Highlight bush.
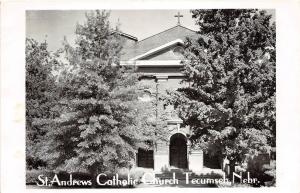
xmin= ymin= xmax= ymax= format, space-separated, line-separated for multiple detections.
xmin=116 ymin=167 xmax=146 ymax=184
xmin=263 ymin=160 xmax=276 ymax=186
xmin=247 ymin=156 xmax=275 ymax=186
xmin=129 ymin=167 xmax=146 ymax=182
xmin=26 ymin=169 xmax=54 ymax=185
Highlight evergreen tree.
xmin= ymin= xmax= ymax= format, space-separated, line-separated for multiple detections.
xmin=26 ymin=38 xmax=59 ymax=169
xmin=36 ymin=10 xmax=153 ymax=176
xmin=168 ymin=9 xmax=276 ymax=174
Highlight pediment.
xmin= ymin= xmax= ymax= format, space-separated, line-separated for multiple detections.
xmin=129 ymin=39 xmax=184 ymax=61
xmin=120 ymin=25 xmax=198 ymax=61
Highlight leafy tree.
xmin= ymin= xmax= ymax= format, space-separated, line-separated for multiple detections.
xmin=26 ymin=38 xmax=59 ymax=169
xmin=36 ymin=11 xmax=153 ymax=177
xmin=168 ymin=9 xmax=276 ymax=175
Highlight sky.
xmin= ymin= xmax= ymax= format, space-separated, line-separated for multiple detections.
xmin=26 ymin=10 xmax=198 ymax=52
xmin=26 ymin=10 xmax=275 ymax=52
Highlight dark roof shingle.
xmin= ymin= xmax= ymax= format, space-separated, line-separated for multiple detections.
xmin=121 ymin=25 xmax=198 ymax=60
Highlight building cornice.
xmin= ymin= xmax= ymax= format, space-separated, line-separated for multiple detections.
xmin=120 ymin=59 xmax=184 ymax=67
xmin=128 ymin=39 xmax=184 ymax=61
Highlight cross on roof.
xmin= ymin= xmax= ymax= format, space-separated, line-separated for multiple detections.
xmin=174 ymin=12 xmax=183 ymax=25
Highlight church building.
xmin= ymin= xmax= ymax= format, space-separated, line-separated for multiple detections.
xmin=119 ymin=14 xmax=222 ymax=173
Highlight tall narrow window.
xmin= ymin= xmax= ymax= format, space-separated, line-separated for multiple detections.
xmin=137 ymin=148 xmax=154 ymax=168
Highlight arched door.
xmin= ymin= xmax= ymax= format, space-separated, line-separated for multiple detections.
xmin=169 ymin=133 xmax=188 ymax=169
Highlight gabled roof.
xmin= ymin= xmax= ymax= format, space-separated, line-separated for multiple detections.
xmin=129 ymin=39 xmax=184 ymax=61
xmin=113 ymin=30 xmax=138 ymax=41
xmin=120 ymin=25 xmax=198 ymax=61
xmin=118 ymin=31 xmax=138 ymax=42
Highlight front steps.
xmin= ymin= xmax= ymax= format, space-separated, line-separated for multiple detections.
xmin=136 ymin=167 xmax=224 ymax=187
xmin=155 ymin=167 xmax=224 ymax=178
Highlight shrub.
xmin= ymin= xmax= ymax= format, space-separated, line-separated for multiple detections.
xmin=129 ymin=167 xmax=146 ymax=182
xmin=26 ymin=169 xmax=54 ymax=185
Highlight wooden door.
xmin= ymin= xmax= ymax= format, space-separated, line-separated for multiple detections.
xmin=169 ymin=133 xmax=187 ymax=169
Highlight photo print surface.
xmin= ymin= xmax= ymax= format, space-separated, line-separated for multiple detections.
xmin=26 ymin=9 xmax=276 ymax=188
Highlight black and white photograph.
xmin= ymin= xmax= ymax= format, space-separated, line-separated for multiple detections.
xmin=24 ymin=9 xmax=277 ymax=188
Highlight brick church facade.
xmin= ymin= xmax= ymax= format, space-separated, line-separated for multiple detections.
xmin=119 ymin=24 xmax=221 ymax=173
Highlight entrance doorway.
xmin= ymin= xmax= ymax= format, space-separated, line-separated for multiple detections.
xmin=169 ymin=133 xmax=188 ymax=169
